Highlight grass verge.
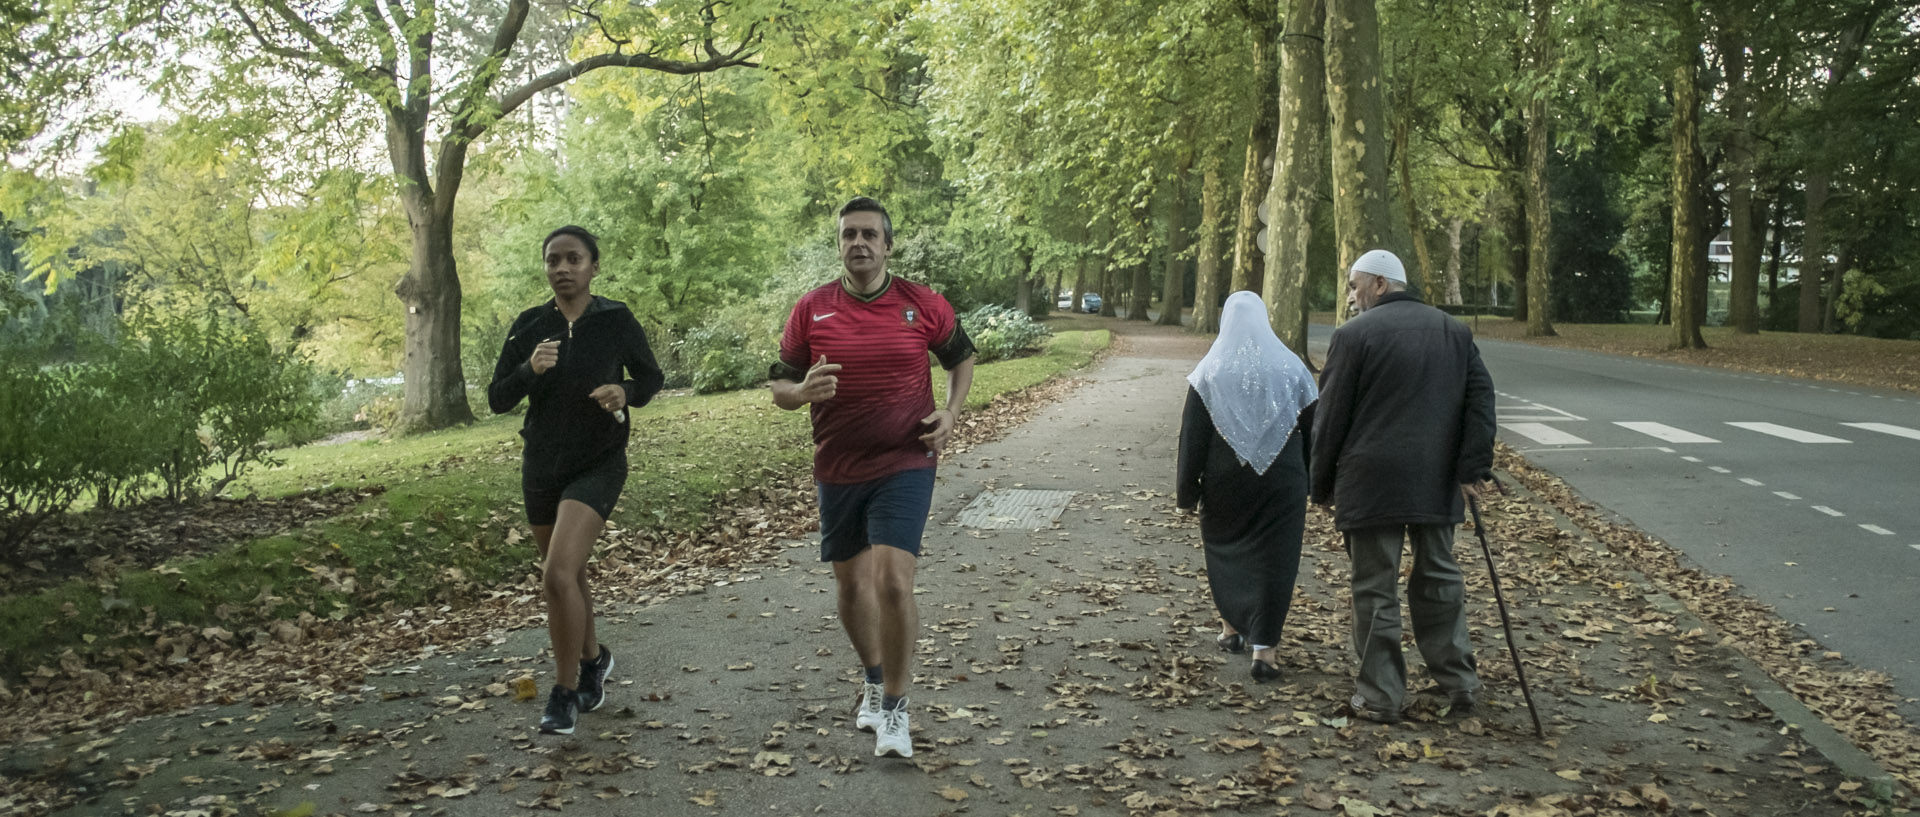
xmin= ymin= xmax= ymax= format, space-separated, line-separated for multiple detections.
xmin=0 ymin=331 xmax=1108 ymax=682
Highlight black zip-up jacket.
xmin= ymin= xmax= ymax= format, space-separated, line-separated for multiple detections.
xmin=1309 ymin=291 xmax=1496 ymax=530
xmin=488 ymin=296 xmax=664 ymax=481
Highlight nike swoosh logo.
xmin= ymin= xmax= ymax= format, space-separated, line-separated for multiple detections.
xmin=812 ymin=312 xmax=837 ymax=321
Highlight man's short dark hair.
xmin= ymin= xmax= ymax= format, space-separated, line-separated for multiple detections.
xmin=543 ymin=225 xmax=600 ymax=264
xmin=838 ymin=197 xmax=893 ymax=248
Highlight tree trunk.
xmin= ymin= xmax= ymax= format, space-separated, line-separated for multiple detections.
xmin=1445 ymin=216 xmax=1466 ymax=305
xmin=1824 ymin=246 xmax=1847 ymax=333
xmin=1099 ymin=263 xmax=1117 ymax=317
xmin=1393 ymin=116 xmax=1436 ymax=298
xmin=393 ymin=210 xmax=475 ymax=432
xmin=1231 ymin=36 xmax=1278 ymax=297
xmin=1193 ymin=166 xmax=1226 ymax=332
xmin=388 ymin=103 xmax=478 ymax=439
xmin=1765 ymin=195 xmax=1783 ymax=299
xmin=1324 ymin=0 xmax=1394 ymax=325
xmin=1523 ymin=0 xmax=1556 ymax=337
xmin=1130 ymin=258 xmax=1153 ymax=321
xmin=1505 ymin=180 xmax=1529 ymax=322
xmin=1721 ymin=20 xmax=1760 ymax=333
xmin=1159 ymin=155 xmax=1191 ymax=327
xmin=1015 ymin=255 xmax=1033 ymax=314
xmin=1798 ymin=173 xmax=1829 ymax=333
xmin=1266 ymin=0 xmax=1328 ymax=357
xmin=1692 ymin=152 xmax=1712 ymax=332
xmin=1071 ymin=254 xmax=1088 ymax=316
xmin=1668 ymin=9 xmax=1707 ymax=350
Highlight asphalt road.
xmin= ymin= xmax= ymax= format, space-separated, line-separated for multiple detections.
xmin=1310 ymin=322 xmax=1920 ymax=716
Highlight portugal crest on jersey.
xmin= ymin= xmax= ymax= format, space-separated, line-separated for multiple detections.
xmin=902 ymin=308 xmax=917 ymax=325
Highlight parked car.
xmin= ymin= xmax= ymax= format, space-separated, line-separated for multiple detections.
xmin=1057 ymin=291 xmax=1073 ymax=310
xmin=1081 ymin=292 xmax=1102 ymax=313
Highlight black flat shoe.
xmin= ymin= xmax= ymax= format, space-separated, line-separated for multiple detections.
xmin=1250 ymin=659 xmax=1282 ymax=683
xmin=1216 ymin=633 xmax=1246 ymax=653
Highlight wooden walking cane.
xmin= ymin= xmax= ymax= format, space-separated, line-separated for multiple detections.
xmin=1467 ymin=492 xmax=1546 ymax=739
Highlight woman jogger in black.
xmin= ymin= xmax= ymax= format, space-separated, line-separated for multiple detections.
xmin=487 ymin=225 xmax=663 ymax=735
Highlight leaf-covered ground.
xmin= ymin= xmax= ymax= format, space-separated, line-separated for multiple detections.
xmin=0 ymin=489 xmax=380 ymax=597
xmin=1 ymin=322 xmax=1907 ymax=817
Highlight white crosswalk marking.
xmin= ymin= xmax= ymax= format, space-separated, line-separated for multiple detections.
xmin=1774 ymin=491 xmax=1801 ymax=500
xmin=1813 ymin=505 xmax=1845 ymax=517
xmin=1840 ymin=422 xmax=1920 ymax=442
xmin=1615 ymin=422 xmax=1719 ymax=443
xmin=1726 ymin=422 xmax=1851 ymax=444
xmin=1739 ymin=478 xmax=1764 ymax=486
xmin=1500 ymin=423 xmax=1590 ymax=446
xmin=1708 ymin=466 xmax=1731 ymax=474
xmin=1860 ymin=525 xmax=1894 ymax=536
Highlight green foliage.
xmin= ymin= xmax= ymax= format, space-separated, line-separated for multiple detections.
xmin=961 ymin=304 xmax=1052 ymax=363
xmin=0 ymin=305 xmax=319 ymax=559
xmin=1549 ymin=135 xmax=1635 ymax=322
xmin=0 ymin=351 xmax=93 ymax=552
xmin=106 ymin=307 xmax=318 ymax=500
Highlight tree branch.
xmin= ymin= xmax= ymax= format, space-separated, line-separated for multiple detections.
xmin=485 ymin=36 xmax=761 ymax=136
xmin=233 ymin=2 xmax=393 ymax=100
xmin=354 ymin=0 xmax=399 ymax=73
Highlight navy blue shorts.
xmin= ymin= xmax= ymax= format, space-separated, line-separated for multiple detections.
xmin=816 ymin=467 xmax=937 ymax=562
xmin=524 ymin=451 xmax=627 ymax=527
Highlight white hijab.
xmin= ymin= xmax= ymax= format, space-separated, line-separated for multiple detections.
xmin=1186 ymin=291 xmax=1318 ymax=475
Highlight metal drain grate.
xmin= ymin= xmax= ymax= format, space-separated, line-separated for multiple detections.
xmin=955 ymin=489 xmax=1078 ymax=529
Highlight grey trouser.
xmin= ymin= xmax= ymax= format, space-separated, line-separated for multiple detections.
xmin=1347 ymin=523 xmax=1479 ymax=712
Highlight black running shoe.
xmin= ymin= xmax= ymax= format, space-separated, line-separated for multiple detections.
xmin=539 ymin=686 xmax=579 ymax=735
xmin=578 ymin=645 xmax=614 ymax=713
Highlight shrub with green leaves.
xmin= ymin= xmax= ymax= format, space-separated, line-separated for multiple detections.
xmin=111 ymin=308 xmax=320 ymax=498
xmin=961 ymin=304 xmax=1052 ymax=363
xmin=0 ymin=354 xmax=91 ymax=552
xmin=678 ymin=320 xmax=768 ymax=394
xmin=1 ymin=306 xmax=321 ymax=555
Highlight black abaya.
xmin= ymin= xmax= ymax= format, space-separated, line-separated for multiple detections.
xmin=1175 ymin=387 xmax=1314 ymax=648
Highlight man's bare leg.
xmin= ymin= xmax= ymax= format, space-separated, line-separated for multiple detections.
xmin=868 ymin=544 xmax=919 ymax=698
xmin=832 ymin=548 xmax=883 ymax=670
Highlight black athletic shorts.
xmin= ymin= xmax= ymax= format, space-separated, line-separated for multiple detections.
xmin=524 ymin=450 xmax=627 ymax=526
xmin=816 ymin=467 xmax=936 ymax=562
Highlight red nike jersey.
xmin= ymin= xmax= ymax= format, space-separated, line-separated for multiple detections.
xmin=778 ymin=276 xmax=959 ymax=485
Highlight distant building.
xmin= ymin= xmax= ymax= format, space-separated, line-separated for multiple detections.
xmin=1707 ymin=230 xmax=1801 ymax=284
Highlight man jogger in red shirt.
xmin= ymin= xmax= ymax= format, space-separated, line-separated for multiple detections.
xmin=770 ymin=197 xmax=976 ymax=759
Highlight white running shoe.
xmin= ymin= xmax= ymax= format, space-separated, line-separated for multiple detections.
xmin=873 ymin=703 xmax=912 ymax=758
xmin=855 ymin=682 xmax=885 ymax=732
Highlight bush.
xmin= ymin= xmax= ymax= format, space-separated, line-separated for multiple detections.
xmin=679 ymin=321 xmax=768 ymax=394
xmin=673 ymin=265 xmax=823 ymax=394
xmin=0 ymin=354 xmax=92 ymax=553
xmin=0 ymin=308 xmax=320 ymax=556
xmin=962 ymin=304 xmax=1051 ymax=363
xmin=105 ymin=309 xmax=317 ymax=499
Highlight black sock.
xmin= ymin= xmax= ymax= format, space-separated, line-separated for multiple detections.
xmin=881 ymin=693 xmax=905 ymax=711
xmin=864 ymin=665 xmax=883 ymax=685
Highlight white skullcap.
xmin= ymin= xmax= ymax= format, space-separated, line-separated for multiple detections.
xmin=1350 ymin=249 xmax=1407 ymax=283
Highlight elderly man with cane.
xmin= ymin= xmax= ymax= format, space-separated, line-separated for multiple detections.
xmin=1311 ymin=249 xmax=1498 ymax=724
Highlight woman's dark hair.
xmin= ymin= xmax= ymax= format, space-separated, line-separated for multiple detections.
xmin=838 ymin=196 xmax=893 ymax=248
xmin=543 ymin=225 xmax=600 ymax=264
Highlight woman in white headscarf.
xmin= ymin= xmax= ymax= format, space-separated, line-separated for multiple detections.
xmin=1176 ymin=291 xmax=1318 ymax=682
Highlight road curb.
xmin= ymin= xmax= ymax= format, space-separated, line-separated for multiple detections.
xmin=1496 ymin=469 xmax=1905 ymax=802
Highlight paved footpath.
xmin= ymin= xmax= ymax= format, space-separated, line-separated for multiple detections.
xmin=16 ymin=322 xmax=1896 ymax=816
